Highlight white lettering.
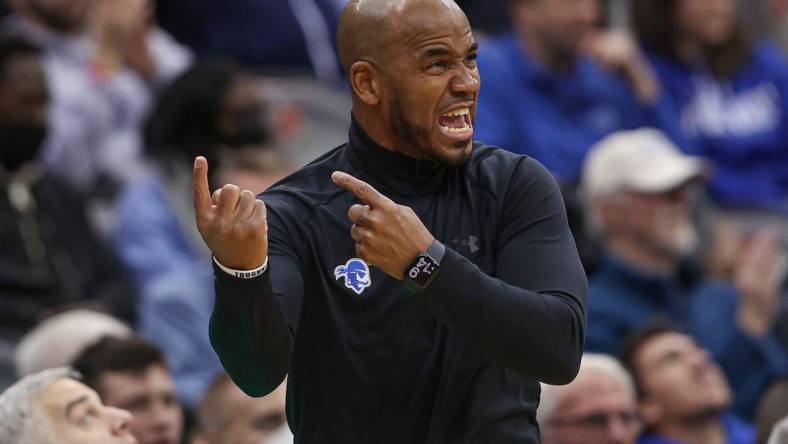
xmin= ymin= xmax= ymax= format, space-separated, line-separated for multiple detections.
xmin=681 ymin=77 xmax=780 ymax=138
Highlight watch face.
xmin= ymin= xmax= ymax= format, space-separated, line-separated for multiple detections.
xmin=408 ymin=254 xmax=439 ymax=287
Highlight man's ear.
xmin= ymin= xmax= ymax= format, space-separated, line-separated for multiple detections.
xmin=349 ymin=61 xmax=382 ymax=106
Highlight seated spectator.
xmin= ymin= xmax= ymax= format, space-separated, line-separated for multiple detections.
xmin=0 ymin=36 xmax=136 ymax=341
xmin=154 ymin=0 xmax=341 ymax=85
xmin=538 ymin=353 xmax=640 ymax=444
xmin=475 ymin=0 xmax=681 ymax=184
xmin=0 ymin=367 xmax=136 ymax=444
xmin=72 ymin=336 xmax=182 ymax=444
xmin=757 ymin=379 xmax=788 ymax=444
xmin=633 ymin=0 xmax=788 ymax=210
xmin=454 ymin=0 xmax=511 ymax=35
xmin=620 ymin=323 xmax=756 ymax=444
xmin=3 ymin=0 xmax=191 ymax=193
xmin=112 ymin=59 xmax=290 ymax=409
xmin=192 ymin=373 xmax=291 ymax=444
xmin=15 ymin=309 xmax=131 ymax=378
xmin=582 ymin=128 xmax=788 ymax=419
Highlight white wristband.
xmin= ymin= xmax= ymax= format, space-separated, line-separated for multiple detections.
xmin=213 ymin=257 xmax=269 ymax=279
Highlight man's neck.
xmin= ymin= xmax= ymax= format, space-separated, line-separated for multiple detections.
xmin=351 ymin=110 xmax=427 ymax=160
xmin=655 ymin=415 xmax=727 ymax=444
xmin=605 ymin=237 xmax=677 ymax=276
xmin=674 ymin=37 xmax=703 ymax=64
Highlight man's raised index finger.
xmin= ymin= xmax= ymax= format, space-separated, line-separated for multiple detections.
xmin=331 ymin=171 xmax=391 ymax=207
xmin=193 ymin=156 xmax=212 ymax=213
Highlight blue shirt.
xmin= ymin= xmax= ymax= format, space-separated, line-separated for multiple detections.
xmin=112 ymin=172 xmax=222 ymax=408
xmin=475 ymin=34 xmax=681 ymax=182
xmin=647 ymin=42 xmax=788 ymax=210
xmin=638 ymin=414 xmax=755 ymax=444
xmin=586 ymin=255 xmax=787 ymax=420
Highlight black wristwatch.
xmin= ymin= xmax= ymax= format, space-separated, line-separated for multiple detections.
xmin=403 ymin=240 xmax=446 ymax=293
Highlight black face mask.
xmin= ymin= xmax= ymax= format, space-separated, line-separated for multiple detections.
xmin=217 ymin=119 xmax=270 ymax=149
xmin=0 ymin=123 xmax=48 ymax=173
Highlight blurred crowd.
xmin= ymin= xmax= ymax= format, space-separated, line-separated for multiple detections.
xmin=0 ymin=0 xmax=787 ymax=443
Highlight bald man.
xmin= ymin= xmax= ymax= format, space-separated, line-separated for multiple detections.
xmin=193 ymin=0 xmax=588 ymax=442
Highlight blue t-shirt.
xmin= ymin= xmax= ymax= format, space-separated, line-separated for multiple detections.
xmin=647 ymin=42 xmax=788 ymax=210
xmin=475 ymin=34 xmax=681 ymax=182
xmin=638 ymin=414 xmax=755 ymax=444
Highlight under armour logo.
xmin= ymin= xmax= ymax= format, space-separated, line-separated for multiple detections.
xmin=452 ymin=235 xmax=479 ymax=253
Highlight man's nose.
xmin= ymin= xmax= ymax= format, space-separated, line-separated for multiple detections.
xmin=149 ymin=402 xmax=179 ymax=430
xmin=107 ymin=406 xmax=133 ymax=435
xmin=450 ymin=66 xmax=480 ymax=95
xmin=605 ymin=414 xmax=634 ymax=444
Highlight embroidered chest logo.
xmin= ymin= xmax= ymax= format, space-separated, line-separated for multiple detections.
xmin=334 ymin=258 xmax=372 ymax=295
xmin=453 ymin=235 xmax=479 ymax=253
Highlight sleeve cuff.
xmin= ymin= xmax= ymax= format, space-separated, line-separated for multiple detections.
xmin=213 ymin=257 xmax=269 ymax=279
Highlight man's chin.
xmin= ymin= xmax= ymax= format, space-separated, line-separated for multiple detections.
xmin=434 ymin=139 xmax=473 ymax=165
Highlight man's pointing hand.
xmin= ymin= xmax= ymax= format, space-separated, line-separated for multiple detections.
xmin=331 ymin=171 xmax=434 ymax=280
xmin=193 ymin=156 xmax=268 ymax=270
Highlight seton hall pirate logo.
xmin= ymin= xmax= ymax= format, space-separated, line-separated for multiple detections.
xmin=334 ymin=258 xmax=372 ymax=295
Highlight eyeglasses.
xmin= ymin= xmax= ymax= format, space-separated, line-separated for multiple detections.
xmin=550 ymin=411 xmax=641 ymax=431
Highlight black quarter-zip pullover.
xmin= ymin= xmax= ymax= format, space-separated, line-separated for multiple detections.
xmin=209 ymin=118 xmax=588 ymax=443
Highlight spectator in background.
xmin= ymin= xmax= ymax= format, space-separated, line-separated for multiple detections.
xmin=0 ymin=367 xmax=136 ymax=444
xmin=582 ymin=128 xmax=788 ymax=419
xmin=538 ymin=353 xmax=640 ymax=444
xmin=0 ymin=36 xmax=136 ymax=342
xmin=15 ymin=309 xmax=131 ymax=378
xmin=192 ymin=373 xmax=291 ymax=444
xmin=112 ymin=59 xmax=291 ymax=409
xmin=72 ymin=336 xmax=182 ymax=444
xmin=474 ymin=0 xmax=680 ymax=184
xmin=454 ymin=0 xmax=511 ymax=35
xmin=3 ymin=0 xmax=191 ymax=194
xmin=155 ymin=0 xmax=342 ymax=85
xmin=620 ymin=323 xmax=755 ymax=444
xmin=633 ymin=0 xmax=788 ymax=211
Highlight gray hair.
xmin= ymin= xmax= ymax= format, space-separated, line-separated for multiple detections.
xmin=0 ymin=367 xmax=78 ymax=444
xmin=538 ymin=353 xmax=636 ymax=437
xmin=769 ymin=416 xmax=788 ymax=444
xmin=15 ymin=309 xmax=132 ymax=377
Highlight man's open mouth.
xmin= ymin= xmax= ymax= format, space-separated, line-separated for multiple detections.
xmin=438 ymin=107 xmax=473 ymax=138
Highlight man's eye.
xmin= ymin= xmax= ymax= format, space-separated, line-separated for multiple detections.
xmin=465 ymin=54 xmax=478 ymax=66
xmin=428 ymin=60 xmax=447 ymax=70
xmin=80 ymin=410 xmax=98 ymax=426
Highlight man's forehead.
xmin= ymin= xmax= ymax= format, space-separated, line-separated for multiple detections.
xmin=559 ymin=376 xmax=629 ymax=411
xmin=639 ymin=332 xmax=693 ymax=363
xmin=37 ymin=378 xmax=96 ymax=409
xmin=394 ymin=0 xmax=472 ymax=47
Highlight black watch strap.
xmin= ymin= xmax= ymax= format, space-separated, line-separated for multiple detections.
xmin=424 ymin=239 xmax=446 ymax=265
xmin=403 ymin=239 xmax=445 ymax=293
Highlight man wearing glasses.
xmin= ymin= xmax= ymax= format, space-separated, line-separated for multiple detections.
xmin=538 ymin=353 xmax=641 ymax=444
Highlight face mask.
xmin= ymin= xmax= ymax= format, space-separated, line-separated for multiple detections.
xmin=0 ymin=123 xmax=47 ymax=173
xmin=217 ymin=118 xmax=270 ymax=149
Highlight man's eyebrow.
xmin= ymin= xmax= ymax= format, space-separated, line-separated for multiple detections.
xmin=421 ymin=46 xmax=452 ymax=58
xmin=420 ymin=42 xmax=478 ymax=59
xmin=65 ymin=395 xmax=89 ymax=419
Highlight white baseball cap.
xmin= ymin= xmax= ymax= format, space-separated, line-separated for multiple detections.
xmin=582 ymin=128 xmax=706 ymax=198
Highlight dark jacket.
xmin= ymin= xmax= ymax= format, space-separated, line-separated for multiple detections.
xmin=210 ymin=120 xmax=588 ymax=443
